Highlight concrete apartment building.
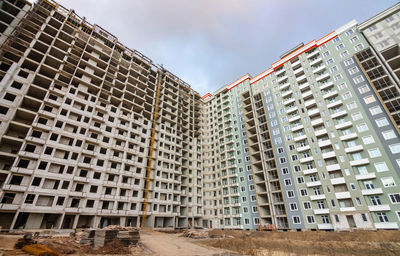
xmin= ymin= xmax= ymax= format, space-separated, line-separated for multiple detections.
xmin=0 ymin=0 xmax=400 ymax=231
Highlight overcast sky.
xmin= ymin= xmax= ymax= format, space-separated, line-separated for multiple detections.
xmin=50 ymin=0 xmax=397 ymax=95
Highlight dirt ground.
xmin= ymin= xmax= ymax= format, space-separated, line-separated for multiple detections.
xmin=1 ymin=229 xmax=400 ymax=256
xmin=202 ymin=229 xmax=400 ymax=256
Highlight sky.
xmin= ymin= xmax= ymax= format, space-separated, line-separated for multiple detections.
xmin=42 ymin=0 xmax=398 ymax=96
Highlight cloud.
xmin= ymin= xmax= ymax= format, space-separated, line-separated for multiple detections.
xmin=55 ymin=0 xmax=397 ymax=95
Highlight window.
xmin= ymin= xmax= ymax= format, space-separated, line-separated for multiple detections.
xmin=322 ymin=51 xmax=330 ymax=57
xmin=326 ymin=58 xmax=334 ymax=65
xmin=336 ymin=43 xmax=344 ymax=50
xmin=338 ymin=82 xmax=347 ymax=90
xmin=307 ymin=215 xmax=315 ymax=224
xmin=382 ymin=177 xmax=396 ymax=188
xmin=358 ymin=85 xmax=370 ymax=94
xmin=330 ymin=66 xmax=338 ymax=73
xmin=377 ymin=212 xmax=389 ymax=223
xmin=354 ymin=43 xmax=364 ymax=51
xmin=362 ymin=135 xmax=375 ymax=145
xmin=304 ymin=201 xmax=311 ymax=209
xmin=344 ymin=58 xmax=354 ymax=66
xmin=363 ymin=95 xmax=376 ymax=104
xmin=353 ymin=75 xmax=364 ymax=84
xmin=350 ymin=36 xmax=359 ymax=43
xmin=347 ymin=102 xmax=357 ymax=110
xmin=300 ymin=189 xmax=308 ymax=197
xmin=284 ymin=179 xmax=292 ymax=186
xmin=389 ymin=194 xmax=400 ymax=204
xmin=297 ymin=176 xmax=305 ymax=184
xmin=352 ymin=112 xmax=362 ymax=121
xmin=279 ymin=157 xmax=286 ymax=164
xmin=345 ymin=29 xmax=354 ymax=36
xmin=368 ymin=148 xmax=381 ymax=158
xmin=369 ymin=106 xmax=382 ymax=115
xmin=333 ymin=37 xmax=340 ymax=43
xmin=389 ymin=143 xmax=400 ymax=154
xmin=287 ymin=190 xmax=295 ymax=198
xmin=282 ymin=167 xmax=289 ymax=175
xmin=322 ymin=215 xmax=330 ymax=224
xmin=333 ymin=74 xmax=343 ymax=81
xmin=357 ymin=123 xmax=369 ymax=132
xmin=376 ymin=117 xmax=389 ymax=127
xmin=375 ymin=162 xmax=389 ymax=172
xmin=348 ymin=66 xmax=359 ymax=75
xmin=342 ymin=92 xmax=352 ymax=100
xmin=340 ymin=51 xmax=349 ymax=58
xmin=382 ymin=130 xmax=396 ymax=140
xmin=292 ymin=216 xmax=301 ymax=224
xmin=289 ymin=203 xmax=298 ymax=211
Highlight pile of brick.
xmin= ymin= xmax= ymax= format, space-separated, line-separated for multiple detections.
xmin=79 ymin=227 xmax=140 ymax=248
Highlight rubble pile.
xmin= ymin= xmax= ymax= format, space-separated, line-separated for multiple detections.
xmin=180 ymin=230 xmax=209 ymax=239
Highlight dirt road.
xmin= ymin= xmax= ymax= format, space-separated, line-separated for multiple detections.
xmin=140 ymin=230 xmax=240 ymax=256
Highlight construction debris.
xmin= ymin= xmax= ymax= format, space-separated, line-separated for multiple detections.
xmin=78 ymin=227 xmax=140 ymax=248
xmin=22 ymin=244 xmax=58 ymax=256
xmin=180 ymin=230 xmax=209 ymax=239
xmin=14 ymin=233 xmax=36 ymax=249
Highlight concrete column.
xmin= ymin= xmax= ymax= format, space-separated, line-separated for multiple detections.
xmin=72 ymin=215 xmax=79 ymax=229
xmin=120 ymin=216 xmax=126 ymax=227
xmin=57 ymin=213 xmax=65 ymax=229
xmin=9 ymin=210 xmax=20 ymax=230
xmin=92 ymin=216 xmax=101 ymax=229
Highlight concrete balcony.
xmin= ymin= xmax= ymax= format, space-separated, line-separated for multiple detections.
xmin=303 ymin=168 xmax=317 ymax=175
xmin=361 ymin=188 xmax=383 ymax=195
xmin=326 ymin=164 xmax=341 ymax=172
xmin=375 ymin=222 xmax=399 ymax=229
xmin=320 ymin=81 xmax=334 ymax=90
xmin=340 ymin=133 xmax=358 ymax=141
xmin=311 ymin=118 xmax=323 ymax=127
xmin=302 ymin=90 xmax=313 ymax=99
xmin=279 ymin=82 xmax=290 ymax=90
xmin=282 ymin=90 xmax=293 ymax=98
xmin=315 ymin=73 xmax=330 ymax=82
xmin=299 ymin=82 xmax=310 ymax=91
xmin=318 ymin=140 xmax=332 ymax=148
xmin=331 ymin=110 xmax=347 ymax=119
xmin=276 ymin=68 xmax=286 ymax=76
xmin=323 ymin=90 xmax=338 ymax=99
xmin=307 ymin=50 xmax=319 ymax=59
xmin=294 ymin=67 xmax=304 ymax=76
xmin=291 ymin=125 xmax=304 ymax=132
xmin=306 ymin=180 xmax=322 ymax=187
xmin=294 ymin=134 xmax=307 ymax=142
xmin=304 ymin=99 xmax=316 ymax=108
xmin=345 ymin=145 xmax=363 ymax=153
xmin=308 ymin=108 xmax=320 ymax=117
xmin=335 ymin=121 xmax=352 ymax=130
xmin=322 ymin=151 xmax=336 ymax=159
xmin=356 ymin=173 xmax=376 ymax=180
xmin=313 ymin=65 xmax=327 ymax=74
xmin=350 ymin=158 xmax=369 ymax=166
xmin=368 ymin=205 xmax=390 ymax=212
xmin=284 ymin=98 xmax=295 ymax=106
xmin=300 ymin=156 xmax=314 ymax=163
xmin=331 ymin=177 xmax=346 ymax=185
xmin=289 ymin=115 xmax=301 ymax=123
xmin=286 ymin=106 xmax=298 ymax=114
xmin=340 ymin=207 xmax=356 ymax=212
xmin=291 ymin=59 xmax=301 ymax=67
xmin=314 ymin=209 xmax=330 ymax=215
xmin=296 ymin=74 xmax=307 ymax=83
xmin=297 ymin=145 xmax=311 ymax=153
xmin=278 ymin=75 xmax=288 ymax=83
xmin=315 ymin=128 xmax=328 ymax=137
xmin=310 ymin=194 xmax=326 ymax=200
xmin=317 ymin=224 xmax=334 ymax=230
xmin=310 ymin=57 xmax=322 ymax=66
xmin=327 ymin=100 xmax=342 ymax=109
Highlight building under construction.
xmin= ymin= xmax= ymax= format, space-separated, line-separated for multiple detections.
xmin=1 ymin=0 xmax=400 ymax=231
